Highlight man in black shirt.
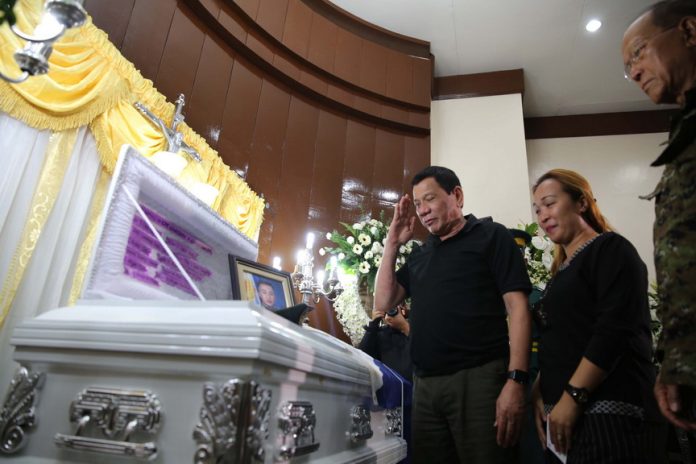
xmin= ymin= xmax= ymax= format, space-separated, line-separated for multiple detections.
xmin=375 ymin=166 xmax=532 ymax=464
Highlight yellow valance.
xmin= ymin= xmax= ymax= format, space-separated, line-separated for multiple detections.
xmin=0 ymin=0 xmax=264 ymax=240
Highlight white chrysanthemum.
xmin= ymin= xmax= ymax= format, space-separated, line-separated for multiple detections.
xmin=364 ymin=251 xmax=373 ymax=259
xmin=371 ymin=242 xmax=383 ymax=254
xmin=352 ymin=244 xmax=363 ymax=255
xmin=358 ymin=233 xmax=371 ymax=246
xmin=370 ymin=219 xmax=381 ymax=226
xmin=542 ymin=252 xmax=553 ymax=270
xmin=326 ymin=232 xmax=332 ymax=240
xmin=358 ymin=261 xmax=371 ymax=274
xmin=370 ymin=226 xmax=378 ymax=235
xmin=532 ymin=236 xmax=549 ymax=251
xmin=318 ymin=247 xmax=326 ymax=256
xmin=347 ymin=236 xmax=355 ymax=244
xmin=399 ymin=245 xmax=407 ymax=254
xmin=353 ymin=223 xmax=363 ymax=230
xmin=338 ymin=252 xmax=345 ymax=261
xmin=374 ymin=256 xmax=382 ymax=266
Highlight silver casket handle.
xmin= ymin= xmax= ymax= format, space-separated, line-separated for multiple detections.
xmin=53 ymin=386 xmax=161 ymax=460
xmin=54 ymin=434 xmax=156 ymax=459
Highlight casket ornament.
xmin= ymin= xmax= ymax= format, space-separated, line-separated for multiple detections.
xmin=193 ymin=379 xmax=272 ymax=464
xmin=276 ymin=400 xmax=319 ymax=459
xmin=385 ymin=407 xmax=403 ymax=437
xmin=348 ymin=405 xmax=373 ymax=443
xmin=0 ymin=366 xmax=45 ymax=454
xmin=53 ymin=386 xmax=161 ymax=459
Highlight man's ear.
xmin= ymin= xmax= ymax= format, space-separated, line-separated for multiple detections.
xmin=680 ymin=16 xmax=696 ymax=47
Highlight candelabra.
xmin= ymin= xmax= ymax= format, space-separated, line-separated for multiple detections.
xmin=1 ymin=0 xmax=87 ymax=83
xmin=291 ymin=233 xmax=343 ymax=306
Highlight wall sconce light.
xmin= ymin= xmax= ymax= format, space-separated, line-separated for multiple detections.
xmin=0 ymin=0 xmax=87 ymax=83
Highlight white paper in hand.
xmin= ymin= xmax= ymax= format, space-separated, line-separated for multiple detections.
xmin=546 ymin=420 xmax=567 ymax=463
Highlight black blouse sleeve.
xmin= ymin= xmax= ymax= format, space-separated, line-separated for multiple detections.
xmin=582 ymin=234 xmax=650 ymax=371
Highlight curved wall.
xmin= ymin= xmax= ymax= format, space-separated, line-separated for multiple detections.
xmin=84 ymin=0 xmax=432 ymax=338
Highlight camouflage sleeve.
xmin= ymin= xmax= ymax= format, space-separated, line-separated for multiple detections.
xmin=653 ymin=143 xmax=696 ymax=387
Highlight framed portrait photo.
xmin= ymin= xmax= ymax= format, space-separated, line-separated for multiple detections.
xmin=229 ymin=255 xmax=296 ymax=311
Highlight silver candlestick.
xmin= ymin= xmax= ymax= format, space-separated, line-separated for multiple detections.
xmin=291 ymin=234 xmax=343 ymax=306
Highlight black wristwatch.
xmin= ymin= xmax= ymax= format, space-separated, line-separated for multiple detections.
xmin=565 ymin=384 xmax=590 ymax=406
xmin=507 ymin=369 xmax=530 ymax=385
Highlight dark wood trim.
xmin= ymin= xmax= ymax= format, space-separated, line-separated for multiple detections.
xmin=433 ymin=69 xmax=524 ymax=100
xmin=300 ymin=0 xmax=430 ymax=58
xmin=181 ymin=0 xmax=429 ymax=135
xmin=229 ymin=0 xmax=430 ymax=112
xmin=524 ymin=110 xmax=676 ymax=139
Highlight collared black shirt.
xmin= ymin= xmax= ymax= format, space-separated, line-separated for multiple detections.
xmin=396 ymin=214 xmax=531 ymax=376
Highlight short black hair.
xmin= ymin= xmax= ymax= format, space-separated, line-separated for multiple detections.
xmin=411 ymin=166 xmax=461 ymax=194
xmin=641 ymin=0 xmax=696 ymax=29
xmin=256 ymin=279 xmax=274 ymax=291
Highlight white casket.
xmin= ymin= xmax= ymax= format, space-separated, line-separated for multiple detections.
xmin=2 ymin=301 xmax=407 ymax=463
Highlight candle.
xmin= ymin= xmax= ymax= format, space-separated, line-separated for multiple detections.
xmin=306 ymin=232 xmax=315 ymax=250
xmin=328 ymin=256 xmax=338 ymax=281
xmin=272 ymin=256 xmax=281 ymax=270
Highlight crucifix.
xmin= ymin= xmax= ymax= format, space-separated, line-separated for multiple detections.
xmin=134 ymin=94 xmax=202 ymax=162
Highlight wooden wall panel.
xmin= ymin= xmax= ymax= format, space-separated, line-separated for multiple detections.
xmin=307 ymin=13 xmax=338 ymax=72
xmin=256 ymin=0 xmax=289 ymax=41
xmin=154 ymin=9 xmax=206 ymax=102
xmin=120 ymin=0 xmax=176 ymax=81
xmin=217 ymin=60 xmax=263 ymax=176
xmin=333 ymin=28 xmax=362 ymax=85
xmin=412 ymin=56 xmax=433 ymax=106
xmin=236 ymin=0 xmax=260 ymax=20
xmin=359 ymin=41 xmax=387 ymax=95
xmin=187 ymin=37 xmax=235 ymax=148
xmin=340 ymin=121 xmax=376 ymax=224
xmin=386 ymin=50 xmax=412 ymax=103
xmin=247 ymin=81 xmax=292 ymax=262
xmin=372 ymin=129 xmax=405 ymax=218
xmin=308 ymin=111 xmax=347 ymax=233
xmin=83 ymin=0 xmax=135 ymax=49
xmin=269 ymin=97 xmax=319 ymax=267
xmin=281 ymin=0 xmax=312 ymax=58
xmin=88 ymin=0 xmax=432 ymax=340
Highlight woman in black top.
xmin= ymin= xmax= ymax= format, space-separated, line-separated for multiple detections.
xmin=531 ymin=169 xmax=658 ymax=463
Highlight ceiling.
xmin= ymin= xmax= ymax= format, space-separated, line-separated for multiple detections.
xmin=328 ymin=0 xmax=667 ymax=117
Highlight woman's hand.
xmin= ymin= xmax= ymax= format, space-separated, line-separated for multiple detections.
xmin=547 ymin=393 xmax=582 ymax=454
xmin=531 ymin=377 xmax=547 ymax=449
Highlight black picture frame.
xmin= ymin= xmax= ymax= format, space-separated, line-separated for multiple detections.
xmin=228 ymin=255 xmax=296 ymax=311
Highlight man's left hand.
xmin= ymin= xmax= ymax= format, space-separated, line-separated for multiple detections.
xmin=495 ymin=380 xmax=525 ymax=447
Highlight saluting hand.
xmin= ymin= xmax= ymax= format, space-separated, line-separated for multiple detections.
xmin=386 ymin=195 xmax=416 ymax=247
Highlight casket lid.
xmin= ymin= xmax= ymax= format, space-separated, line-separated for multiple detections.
xmin=11 ymin=301 xmax=371 ymax=386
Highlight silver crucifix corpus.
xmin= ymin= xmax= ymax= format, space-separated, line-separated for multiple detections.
xmin=134 ymin=94 xmax=202 ymax=162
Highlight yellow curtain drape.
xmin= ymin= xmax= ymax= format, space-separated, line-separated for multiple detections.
xmin=0 ymin=0 xmax=264 ymax=240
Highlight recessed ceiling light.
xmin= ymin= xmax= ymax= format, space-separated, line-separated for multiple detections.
xmin=585 ymin=19 xmax=602 ymax=32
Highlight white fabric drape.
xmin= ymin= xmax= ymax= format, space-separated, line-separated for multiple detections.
xmin=0 ymin=112 xmax=101 ymax=389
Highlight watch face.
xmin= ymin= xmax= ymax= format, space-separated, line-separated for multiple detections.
xmin=569 ymin=387 xmax=589 ymax=404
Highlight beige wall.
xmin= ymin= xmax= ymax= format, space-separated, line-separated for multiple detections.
xmin=431 ymin=94 xmax=532 ymax=227
xmin=526 ymin=133 xmax=667 ymax=281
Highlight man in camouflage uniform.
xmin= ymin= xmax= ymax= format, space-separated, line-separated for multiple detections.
xmin=623 ymin=0 xmax=696 ymax=431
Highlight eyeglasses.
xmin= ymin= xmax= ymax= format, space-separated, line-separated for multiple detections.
xmin=623 ymin=25 xmax=677 ymax=80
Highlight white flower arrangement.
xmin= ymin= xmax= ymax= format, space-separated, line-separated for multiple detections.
xmin=332 ymin=279 xmax=370 ymax=345
xmin=518 ymin=223 xmax=553 ymax=290
xmin=322 ymin=214 xmax=419 ymax=292
xmin=322 ymin=214 xmax=420 ymax=341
